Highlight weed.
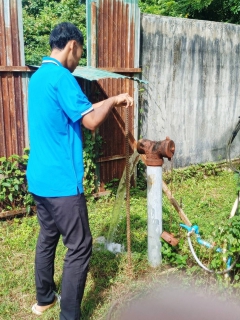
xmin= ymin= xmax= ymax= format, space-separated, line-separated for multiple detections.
xmin=0 ymin=149 xmax=34 ymax=213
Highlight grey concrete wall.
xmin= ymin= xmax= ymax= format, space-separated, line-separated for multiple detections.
xmin=140 ymin=14 xmax=240 ymax=168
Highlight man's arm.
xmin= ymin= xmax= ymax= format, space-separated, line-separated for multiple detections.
xmin=91 ymin=100 xmax=105 ymax=109
xmin=82 ymin=93 xmax=133 ymax=131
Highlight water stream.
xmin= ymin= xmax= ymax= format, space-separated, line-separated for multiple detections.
xmin=106 ymin=151 xmax=140 ymax=249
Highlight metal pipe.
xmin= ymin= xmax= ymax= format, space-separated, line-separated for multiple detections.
xmin=137 ymin=137 xmax=175 ymax=267
xmin=147 ymin=166 xmax=162 ymax=267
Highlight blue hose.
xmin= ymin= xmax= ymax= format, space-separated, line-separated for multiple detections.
xmin=180 ymin=224 xmax=238 ymax=274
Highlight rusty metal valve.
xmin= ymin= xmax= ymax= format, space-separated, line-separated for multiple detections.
xmin=137 ymin=137 xmax=175 ymax=166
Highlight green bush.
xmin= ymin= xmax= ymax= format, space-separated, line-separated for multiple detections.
xmin=82 ymin=128 xmax=102 ymax=195
xmin=23 ymin=0 xmax=87 ymax=66
xmin=0 ymin=132 xmax=102 ymax=212
xmin=0 ymin=149 xmax=34 ymax=212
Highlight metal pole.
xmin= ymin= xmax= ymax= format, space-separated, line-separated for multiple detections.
xmin=147 ymin=165 xmax=162 ymax=267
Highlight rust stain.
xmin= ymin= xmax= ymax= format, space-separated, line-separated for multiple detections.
xmin=0 ymin=0 xmax=25 ymax=157
xmin=94 ymin=0 xmax=137 ymax=188
xmin=147 ymin=174 xmax=155 ymax=186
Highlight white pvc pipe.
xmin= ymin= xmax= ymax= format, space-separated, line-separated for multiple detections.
xmin=147 ymin=166 xmax=162 ymax=267
xmin=230 ymin=196 xmax=240 ymax=218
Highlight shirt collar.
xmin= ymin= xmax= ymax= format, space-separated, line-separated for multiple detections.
xmin=42 ymin=56 xmax=63 ymax=67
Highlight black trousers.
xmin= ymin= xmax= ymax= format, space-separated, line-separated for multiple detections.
xmin=33 ymin=193 xmax=92 ymax=320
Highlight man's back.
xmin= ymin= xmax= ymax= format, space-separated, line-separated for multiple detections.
xmin=27 ymin=56 xmax=92 ymax=197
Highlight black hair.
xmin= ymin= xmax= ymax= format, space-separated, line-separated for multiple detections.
xmin=49 ymin=22 xmax=84 ymax=50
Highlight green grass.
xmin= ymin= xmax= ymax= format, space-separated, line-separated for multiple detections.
xmin=0 ymin=164 xmax=240 ymax=319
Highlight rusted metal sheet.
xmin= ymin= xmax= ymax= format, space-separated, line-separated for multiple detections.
xmin=0 ymin=66 xmax=31 ymax=71
xmin=87 ymin=0 xmax=140 ymax=189
xmin=0 ymin=0 xmax=27 ymax=157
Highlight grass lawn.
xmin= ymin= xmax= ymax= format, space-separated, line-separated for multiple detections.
xmin=1 ymin=164 xmax=240 ymax=319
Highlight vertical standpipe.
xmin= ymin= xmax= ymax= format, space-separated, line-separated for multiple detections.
xmin=137 ymin=138 xmax=175 ymax=267
xmin=147 ymin=166 xmax=162 ymax=267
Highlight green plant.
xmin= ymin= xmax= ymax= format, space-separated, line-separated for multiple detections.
xmin=0 ymin=130 xmax=102 ymax=211
xmin=105 ymin=178 xmax=120 ymax=196
xmin=82 ymin=128 xmax=102 ymax=196
xmin=23 ymin=0 xmax=87 ymax=66
xmin=163 ymin=162 xmax=223 ymax=184
xmin=160 ymin=164 xmax=239 ymax=273
xmin=105 ymin=161 xmax=147 ymax=196
xmin=138 ymin=0 xmax=240 ymax=24
xmin=136 ymin=161 xmax=147 ymax=190
xmin=208 ymin=215 xmax=240 ymax=271
xmin=0 ymin=149 xmax=34 ymax=212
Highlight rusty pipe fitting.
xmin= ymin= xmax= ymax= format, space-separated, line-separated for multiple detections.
xmin=137 ymin=137 xmax=175 ymax=166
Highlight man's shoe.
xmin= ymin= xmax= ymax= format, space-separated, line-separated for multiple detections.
xmin=31 ymin=296 xmax=57 ymax=316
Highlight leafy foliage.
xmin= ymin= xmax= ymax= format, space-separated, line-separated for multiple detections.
xmin=212 ymin=215 xmax=240 ymax=261
xmin=138 ymin=0 xmax=240 ymax=24
xmin=23 ymin=0 xmax=87 ymax=65
xmin=164 ymin=162 xmax=223 ymax=184
xmin=22 ymin=0 xmax=240 ymax=67
xmin=22 ymin=0 xmax=61 ymax=16
xmin=105 ymin=178 xmax=120 ymax=196
xmin=161 ymin=163 xmax=240 ymax=274
xmin=82 ymin=128 xmax=102 ymax=195
xmin=0 ymin=149 xmax=34 ymax=212
xmin=0 ymin=136 xmax=101 ymax=212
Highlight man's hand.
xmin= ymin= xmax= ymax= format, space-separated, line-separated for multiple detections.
xmin=114 ymin=93 xmax=134 ymax=108
xmin=83 ymin=93 xmax=133 ymax=131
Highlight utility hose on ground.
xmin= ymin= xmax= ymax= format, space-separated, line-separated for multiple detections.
xmin=187 ymin=232 xmax=238 ymax=275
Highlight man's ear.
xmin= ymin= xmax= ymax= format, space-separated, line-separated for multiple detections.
xmin=67 ymin=40 xmax=75 ymax=51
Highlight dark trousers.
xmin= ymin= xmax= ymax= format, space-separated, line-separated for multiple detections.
xmin=33 ymin=193 xmax=92 ymax=320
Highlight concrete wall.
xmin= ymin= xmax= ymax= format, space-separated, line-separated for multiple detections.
xmin=140 ymin=14 xmax=240 ymax=168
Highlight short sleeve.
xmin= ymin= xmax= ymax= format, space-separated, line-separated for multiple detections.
xmin=56 ymin=71 xmax=93 ymax=122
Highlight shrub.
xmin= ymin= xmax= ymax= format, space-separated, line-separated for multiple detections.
xmin=0 ymin=149 xmax=34 ymax=212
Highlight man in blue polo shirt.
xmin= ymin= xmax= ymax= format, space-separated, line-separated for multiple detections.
xmin=27 ymin=22 xmax=133 ymax=319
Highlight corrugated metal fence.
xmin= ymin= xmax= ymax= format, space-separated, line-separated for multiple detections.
xmin=0 ymin=0 xmax=141 ymax=190
xmin=87 ymin=0 xmax=140 ymax=190
xmin=0 ymin=0 xmax=28 ymax=157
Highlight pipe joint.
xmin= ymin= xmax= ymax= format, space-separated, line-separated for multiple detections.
xmin=137 ymin=137 xmax=175 ymax=166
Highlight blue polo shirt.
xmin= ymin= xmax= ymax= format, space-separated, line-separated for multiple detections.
xmin=27 ymin=57 xmax=93 ymax=197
